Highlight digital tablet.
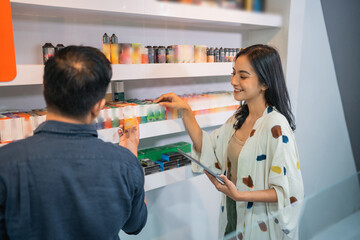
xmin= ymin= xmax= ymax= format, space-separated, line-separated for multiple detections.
xmin=177 ymin=149 xmax=225 ymax=185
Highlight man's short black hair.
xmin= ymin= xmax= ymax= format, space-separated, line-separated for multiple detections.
xmin=43 ymin=45 xmax=112 ymax=119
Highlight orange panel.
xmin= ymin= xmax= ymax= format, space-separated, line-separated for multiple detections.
xmin=0 ymin=0 xmax=17 ymax=82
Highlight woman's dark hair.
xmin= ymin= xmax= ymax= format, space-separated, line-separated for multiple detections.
xmin=233 ymin=44 xmax=296 ymax=131
xmin=43 ymin=46 xmax=112 ymax=119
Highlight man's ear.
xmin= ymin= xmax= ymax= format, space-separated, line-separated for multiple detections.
xmin=91 ymin=98 xmax=106 ymax=119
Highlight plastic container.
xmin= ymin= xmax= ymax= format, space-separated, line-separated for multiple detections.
xmin=102 ymin=34 xmax=111 ymax=61
xmin=42 ymin=43 xmax=55 ymax=64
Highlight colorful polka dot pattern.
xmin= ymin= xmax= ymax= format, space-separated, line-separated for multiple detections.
xmin=242 ymin=175 xmax=254 ymax=188
xmin=258 ymin=221 xmax=268 ymax=232
xmin=271 ymin=125 xmax=282 ymax=138
xmin=290 ymin=196 xmax=298 ymax=204
xmin=282 ymin=229 xmax=290 ymax=235
xmin=271 ymin=125 xmax=289 ymax=144
xmin=271 ymin=166 xmax=282 ymax=174
xmin=250 ymin=129 xmax=256 ymax=137
xmin=221 ymin=106 xmax=298 ymax=238
xmin=256 ymin=154 xmax=266 ymax=161
xmin=215 ymin=162 xmax=221 ymax=170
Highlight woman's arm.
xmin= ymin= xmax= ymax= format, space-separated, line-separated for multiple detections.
xmin=204 ymin=171 xmax=278 ymax=202
xmin=154 ymin=93 xmax=203 ymax=153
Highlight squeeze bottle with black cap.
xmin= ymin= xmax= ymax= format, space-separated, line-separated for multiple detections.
xmin=102 ymin=33 xmax=111 ymax=61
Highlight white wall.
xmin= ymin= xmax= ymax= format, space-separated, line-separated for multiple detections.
xmin=286 ymin=0 xmax=359 ymax=238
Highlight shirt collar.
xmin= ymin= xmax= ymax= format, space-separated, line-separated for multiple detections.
xmin=34 ymin=120 xmax=98 ymax=138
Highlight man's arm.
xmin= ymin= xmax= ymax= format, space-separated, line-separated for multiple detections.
xmin=0 ymin=181 xmax=8 ymax=239
xmin=122 ymin=160 xmax=148 ymax=235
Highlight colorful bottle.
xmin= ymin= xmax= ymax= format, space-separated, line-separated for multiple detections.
xmin=215 ymin=47 xmax=219 ymax=62
xmin=110 ymin=34 xmax=119 ymax=64
xmin=102 ymin=33 xmax=111 ymax=61
xmin=42 ymin=43 xmax=55 ymax=64
xmin=207 ymin=47 xmax=215 ymax=63
xmin=132 ymin=43 xmax=141 ymax=64
xmin=141 ymin=47 xmax=149 ymax=64
xmin=55 ymin=44 xmax=64 ymax=54
xmin=219 ymin=47 xmax=225 ymax=62
xmin=146 ymin=46 xmax=155 ymax=64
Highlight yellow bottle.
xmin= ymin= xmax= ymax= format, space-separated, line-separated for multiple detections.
xmin=102 ymin=33 xmax=111 ymax=61
xmin=110 ymin=34 xmax=119 ymax=64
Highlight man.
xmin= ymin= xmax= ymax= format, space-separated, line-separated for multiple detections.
xmin=0 ymin=46 xmax=147 ymax=240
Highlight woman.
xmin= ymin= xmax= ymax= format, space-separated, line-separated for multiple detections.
xmin=154 ymin=44 xmax=304 ymax=239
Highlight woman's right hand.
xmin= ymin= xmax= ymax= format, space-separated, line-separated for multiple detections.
xmin=154 ymin=92 xmax=191 ymax=112
xmin=155 ymin=92 xmax=203 ymax=153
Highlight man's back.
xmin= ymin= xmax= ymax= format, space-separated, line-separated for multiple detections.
xmin=0 ymin=120 xmax=147 ymax=240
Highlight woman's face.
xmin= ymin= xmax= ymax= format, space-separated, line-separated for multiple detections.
xmin=231 ymin=55 xmax=267 ymax=102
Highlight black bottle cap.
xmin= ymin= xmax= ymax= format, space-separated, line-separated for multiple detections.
xmin=103 ymin=33 xmax=110 ymax=44
xmin=110 ymin=34 xmax=118 ymax=44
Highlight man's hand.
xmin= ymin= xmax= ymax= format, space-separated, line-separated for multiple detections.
xmin=118 ymin=121 xmax=139 ymax=157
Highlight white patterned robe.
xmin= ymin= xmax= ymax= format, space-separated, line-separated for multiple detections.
xmin=191 ymin=106 xmax=304 ymax=240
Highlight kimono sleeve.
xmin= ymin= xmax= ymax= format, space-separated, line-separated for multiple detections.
xmin=191 ymin=116 xmax=234 ymax=174
xmin=266 ymin=118 xmax=304 ymax=239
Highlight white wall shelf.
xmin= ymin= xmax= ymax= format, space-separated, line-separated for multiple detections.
xmin=97 ymin=110 xmax=234 ymax=143
xmin=144 ymin=165 xmax=201 ymax=192
xmin=10 ymin=0 xmax=282 ymax=32
xmin=0 ymin=63 xmax=233 ymax=86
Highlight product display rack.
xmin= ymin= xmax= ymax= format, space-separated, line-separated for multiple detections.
xmin=144 ymin=164 xmax=199 ymax=191
xmin=97 ymin=110 xmax=235 ymax=143
xmin=10 ymin=0 xmax=282 ymax=31
xmin=0 ymin=63 xmax=233 ymax=86
xmin=3 ymin=0 xmax=284 ymax=190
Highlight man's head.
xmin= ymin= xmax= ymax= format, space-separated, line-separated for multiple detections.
xmin=43 ymin=46 xmax=112 ymax=122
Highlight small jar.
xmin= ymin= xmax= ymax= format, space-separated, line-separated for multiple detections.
xmin=207 ymin=47 xmax=215 ymax=63
xmin=146 ymin=46 xmax=155 ymax=64
xmin=42 ymin=43 xmax=55 ymax=64
xmin=214 ymin=47 xmax=219 ymax=62
xmin=219 ymin=47 xmax=225 ymax=62
xmin=157 ymin=46 xmax=166 ymax=64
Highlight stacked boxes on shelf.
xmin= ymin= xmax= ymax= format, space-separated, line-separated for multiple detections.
xmin=0 ymin=110 xmax=47 ymax=144
xmin=138 ymin=142 xmax=192 ymax=175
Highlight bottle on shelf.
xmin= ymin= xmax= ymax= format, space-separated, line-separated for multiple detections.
xmin=42 ymin=43 xmax=55 ymax=64
xmin=146 ymin=46 xmax=155 ymax=64
xmin=141 ymin=46 xmax=149 ymax=64
xmin=132 ymin=43 xmax=142 ymax=64
xmin=219 ymin=47 xmax=225 ymax=62
xmin=55 ymin=44 xmax=65 ymax=54
xmin=119 ymin=43 xmax=132 ymax=64
xmin=110 ymin=34 xmax=119 ymax=64
xmin=215 ymin=47 xmax=219 ymax=62
xmin=102 ymin=33 xmax=111 ymax=61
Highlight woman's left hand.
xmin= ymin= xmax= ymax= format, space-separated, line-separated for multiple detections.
xmin=204 ymin=170 xmax=241 ymax=201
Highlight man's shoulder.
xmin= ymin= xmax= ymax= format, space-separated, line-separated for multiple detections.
xmin=0 ymin=137 xmax=30 ymax=160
